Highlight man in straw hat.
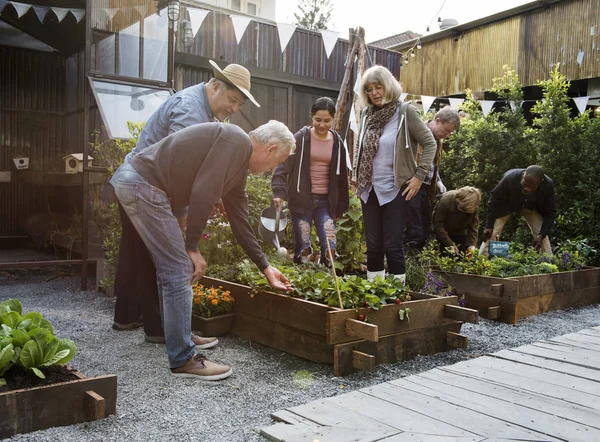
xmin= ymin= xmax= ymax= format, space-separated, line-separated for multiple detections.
xmin=111 ymin=120 xmax=295 ymax=380
xmin=112 ymin=61 xmax=259 ymax=349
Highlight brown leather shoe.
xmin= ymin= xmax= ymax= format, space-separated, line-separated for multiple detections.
xmin=171 ymin=354 xmax=232 ymax=380
xmin=192 ymin=334 xmax=218 ymax=349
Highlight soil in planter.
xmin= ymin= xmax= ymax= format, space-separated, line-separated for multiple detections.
xmin=0 ymin=365 xmax=80 ymax=393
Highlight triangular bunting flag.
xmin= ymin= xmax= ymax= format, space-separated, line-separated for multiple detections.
xmin=134 ymin=5 xmax=146 ymax=17
xmin=353 ymin=70 xmax=362 ymax=95
xmin=349 ymin=106 xmax=358 ymax=134
xmin=276 ymin=22 xmax=296 ymax=53
xmin=343 ymin=139 xmax=353 ymax=171
xmin=577 ymin=50 xmax=584 ymax=67
xmin=509 ymin=100 xmax=523 ymax=111
xmin=12 ymin=2 xmax=31 ymax=18
xmin=230 ymin=15 xmax=252 ymax=44
xmin=32 ymin=5 xmax=49 ymax=22
xmin=479 ymin=100 xmax=495 ymax=117
xmin=0 ymin=0 xmax=8 ymax=14
xmin=71 ymin=9 xmax=85 ymax=23
xmin=573 ymin=96 xmax=590 ymax=114
xmin=400 ymin=92 xmax=408 ymax=102
xmin=105 ymin=8 xmax=119 ymax=20
xmin=188 ymin=8 xmax=209 ymax=37
xmin=421 ymin=95 xmax=436 ymax=114
xmin=320 ymin=29 xmax=339 ymax=58
xmin=448 ymin=98 xmax=464 ymax=110
xmin=51 ymin=6 xmax=70 ymax=22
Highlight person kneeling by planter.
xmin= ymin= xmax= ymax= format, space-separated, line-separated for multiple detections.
xmin=110 ymin=121 xmax=294 ymax=381
xmin=479 ymin=165 xmax=556 ymax=257
xmin=433 ymin=186 xmax=481 ymax=255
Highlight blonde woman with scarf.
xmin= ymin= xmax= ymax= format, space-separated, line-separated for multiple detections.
xmin=353 ymin=66 xmax=437 ymax=282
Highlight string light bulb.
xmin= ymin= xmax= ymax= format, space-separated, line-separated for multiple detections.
xmin=410 ymin=48 xmax=415 ymax=57
xmin=426 ymin=26 xmax=430 ymax=32
xmin=417 ymin=39 xmax=422 ymax=50
xmin=404 ymin=56 xmax=409 ymax=65
xmin=438 ymin=16 xmax=442 ymax=22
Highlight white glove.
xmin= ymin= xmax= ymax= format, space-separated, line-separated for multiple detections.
xmin=436 ymin=179 xmax=447 ymax=195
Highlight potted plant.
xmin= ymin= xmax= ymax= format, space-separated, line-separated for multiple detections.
xmin=191 ymin=283 xmax=235 ymax=336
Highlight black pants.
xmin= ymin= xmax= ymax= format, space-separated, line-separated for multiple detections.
xmin=113 ymin=202 xmax=164 ymax=337
xmin=404 ymin=187 xmax=431 ymax=249
xmin=361 ymin=189 xmax=410 ymax=274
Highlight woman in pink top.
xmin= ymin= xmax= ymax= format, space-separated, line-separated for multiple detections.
xmin=272 ymin=97 xmax=350 ymax=266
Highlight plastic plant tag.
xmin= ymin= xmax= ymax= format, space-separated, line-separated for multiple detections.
xmin=490 ymin=241 xmax=510 ymax=257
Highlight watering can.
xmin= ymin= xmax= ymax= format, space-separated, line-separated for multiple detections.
xmin=258 ymin=201 xmax=288 ymax=250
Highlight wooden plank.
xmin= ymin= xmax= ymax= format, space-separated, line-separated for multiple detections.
xmin=327 ymin=296 xmax=456 ymax=344
xmin=334 ymin=322 xmax=462 ymax=376
xmin=572 ymin=267 xmax=600 ymax=290
xmin=260 ymin=422 xmax=399 ymax=442
xmin=551 ymin=332 xmax=600 ymax=349
xmin=231 ymin=312 xmax=334 ymax=364
xmin=531 ymin=341 xmax=600 ymax=360
xmin=487 ymin=306 xmax=501 ymax=319
xmin=203 ymin=277 xmax=331 ymax=337
xmin=345 ymin=319 xmax=378 ymax=342
xmin=0 ymin=374 xmax=117 ymax=438
xmin=391 ymin=374 xmax=598 ymax=441
xmin=270 ymin=410 xmax=320 ymax=427
xmin=352 ymin=350 xmax=376 ymax=372
xmin=463 ymin=295 xmax=517 ymax=324
xmin=446 ymin=359 xmax=600 ymax=410
xmin=421 ymin=367 xmax=600 ymax=430
xmin=447 ymin=331 xmax=468 ymax=349
xmin=516 ymin=287 xmax=600 ymax=320
xmin=381 ymin=435 xmax=483 ymax=441
xmin=444 ymin=304 xmax=478 ymax=323
xmin=285 ymin=398 xmax=401 ymax=434
xmin=461 ymin=356 xmax=600 ymax=398
xmin=493 ymin=349 xmax=600 ymax=382
xmin=324 ymin=390 xmax=478 ymax=436
xmin=364 ymin=382 xmax=553 ymax=440
xmin=516 ymin=271 xmax=574 ymax=297
xmin=512 ymin=343 xmax=600 ymax=370
xmin=445 ymin=272 xmax=519 ymax=302
xmin=84 ymin=390 xmax=105 ymax=420
xmin=490 ymin=283 xmax=503 ymax=297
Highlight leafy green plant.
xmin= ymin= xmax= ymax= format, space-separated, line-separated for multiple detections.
xmin=0 ymin=299 xmax=77 ymax=385
xmin=335 ymin=191 xmax=367 ymax=271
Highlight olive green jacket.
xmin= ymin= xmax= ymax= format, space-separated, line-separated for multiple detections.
xmin=433 ymin=190 xmax=479 ymax=248
xmin=352 ymin=100 xmax=437 ymax=188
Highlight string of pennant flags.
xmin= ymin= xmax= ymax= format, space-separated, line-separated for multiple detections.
xmin=0 ymin=0 xmax=85 ymax=23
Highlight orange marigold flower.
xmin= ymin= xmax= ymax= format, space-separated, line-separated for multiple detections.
xmin=211 ymin=299 xmax=218 ymax=305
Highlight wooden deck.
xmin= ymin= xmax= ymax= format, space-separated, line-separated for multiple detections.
xmin=260 ymin=326 xmax=600 ymax=442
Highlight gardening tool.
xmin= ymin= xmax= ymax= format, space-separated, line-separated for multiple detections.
xmin=258 ymin=202 xmax=288 ymax=250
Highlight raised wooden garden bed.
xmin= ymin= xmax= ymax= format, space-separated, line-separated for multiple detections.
xmin=201 ymin=277 xmax=478 ymax=376
xmin=443 ymin=267 xmax=600 ymax=324
xmin=0 ymin=370 xmax=117 ymax=438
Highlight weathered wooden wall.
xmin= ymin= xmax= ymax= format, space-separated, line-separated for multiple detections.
xmin=399 ymin=0 xmax=600 ymax=96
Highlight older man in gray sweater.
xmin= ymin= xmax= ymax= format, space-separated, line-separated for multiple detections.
xmin=110 ymin=120 xmax=294 ymax=380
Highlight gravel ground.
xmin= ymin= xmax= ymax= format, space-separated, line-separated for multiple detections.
xmin=1 ymin=268 xmax=599 ymax=442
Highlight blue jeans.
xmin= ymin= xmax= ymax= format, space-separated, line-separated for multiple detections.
xmin=111 ymin=163 xmax=195 ymax=369
xmin=361 ymin=189 xmax=410 ymax=274
xmin=291 ymin=194 xmax=336 ymax=264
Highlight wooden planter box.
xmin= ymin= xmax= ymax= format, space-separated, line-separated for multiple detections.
xmin=442 ymin=267 xmax=600 ymax=324
xmin=0 ymin=370 xmax=117 ymax=438
xmin=192 ymin=313 xmax=234 ymax=336
xmin=201 ymin=277 xmax=478 ymax=376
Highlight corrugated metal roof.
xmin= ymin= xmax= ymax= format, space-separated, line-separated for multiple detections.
xmin=369 ymin=31 xmax=420 ymax=49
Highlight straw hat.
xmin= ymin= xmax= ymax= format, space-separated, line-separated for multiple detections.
xmin=209 ymin=60 xmax=260 ymax=107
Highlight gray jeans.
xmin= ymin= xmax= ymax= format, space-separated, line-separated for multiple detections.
xmin=111 ymin=163 xmax=195 ymax=368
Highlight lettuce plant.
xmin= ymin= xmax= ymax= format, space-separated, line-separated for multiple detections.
xmin=0 ymin=298 xmax=77 ymax=385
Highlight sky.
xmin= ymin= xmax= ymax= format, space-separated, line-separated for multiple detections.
xmin=275 ymin=0 xmax=533 ymax=43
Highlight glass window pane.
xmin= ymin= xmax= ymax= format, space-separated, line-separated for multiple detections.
xmin=119 ymin=22 xmax=140 ymax=78
xmin=90 ymin=80 xmax=171 ymax=139
xmin=143 ymin=10 xmax=168 ymax=82
xmin=247 ymin=3 xmax=257 ymax=15
xmin=231 ymin=0 xmax=241 ymax=11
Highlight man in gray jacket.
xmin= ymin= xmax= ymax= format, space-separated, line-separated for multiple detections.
xmin=111 ymin=120 xmax=295 ymax=380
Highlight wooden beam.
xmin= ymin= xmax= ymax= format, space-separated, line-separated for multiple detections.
xmin=444 ymin=304 xmax=479 ymax=324
xmin=333 ymin=27 xmax=362 ymax=131
xmin=488 ymin=306 xmax=502 ymax=319
xmin=491 ymin=283 xmax=504 ymax=297
xmin=447 ymin=331 xmax=468 ymax=349
xmin=345 ymin=319 xmax=378 ymax=342
xmin=352 ymin=350 xmax=376 ymax=372
xmin=84 ymin=390 xmax=105 ymax=420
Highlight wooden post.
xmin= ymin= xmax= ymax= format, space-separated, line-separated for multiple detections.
xmin=333 ymin=28 xmax=361 ymax=132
